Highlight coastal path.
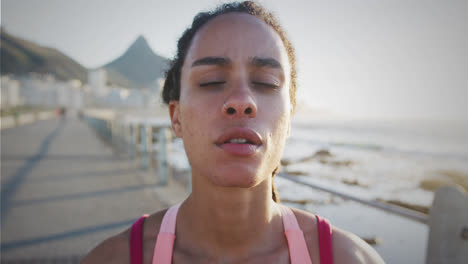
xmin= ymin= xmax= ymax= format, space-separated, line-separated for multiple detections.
xmin=1 ymin=115 xmax=187 ymax=263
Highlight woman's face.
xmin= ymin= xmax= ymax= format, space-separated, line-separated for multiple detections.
xmin=170 ymin=13 xmax=291 ymax=188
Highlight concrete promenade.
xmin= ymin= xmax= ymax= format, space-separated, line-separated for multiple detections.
xmin=1 ymin=116 xmax=188 ymax=263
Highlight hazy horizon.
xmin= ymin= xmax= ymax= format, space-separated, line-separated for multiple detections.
xmin=1 ymin=0 xmax=467 ymax=122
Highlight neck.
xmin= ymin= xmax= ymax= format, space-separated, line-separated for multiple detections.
xmin=176 ymin=173 xmax=284 ymax=260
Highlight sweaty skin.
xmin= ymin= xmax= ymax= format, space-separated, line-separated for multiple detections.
xmin=82 ymin=12 xmax=385 ymax=264
xmin=174 ymin=12 xmax=292 ymax=189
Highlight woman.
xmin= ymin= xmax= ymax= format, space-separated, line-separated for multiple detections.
xmin=83 ymin=2 xmax=384 ymax=263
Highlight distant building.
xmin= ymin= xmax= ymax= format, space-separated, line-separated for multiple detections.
xmin=88 ymin=68 xmax=107 ymax=97
xmin=1 ymin=75 xmax=22 ymax=108
xmin=20 ymin=74 xmax=57 ymax=107
xmin=126 ymin=89 xmax=145 ymax=107
xmin=1 ymin=74 xmax=85 ymax=109
xmin=152 ymin=77 xmax=164 ymax=95
xmin=59 ymin=79 xmax=83 ymax=109
xmin=145 ymin=77 xmax=165 ymax=108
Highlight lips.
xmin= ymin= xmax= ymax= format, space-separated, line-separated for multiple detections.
xmin=215 ymin=127 xmax=262 ymax=156
xmin=215 ymin=127 xmax=262 ymax=145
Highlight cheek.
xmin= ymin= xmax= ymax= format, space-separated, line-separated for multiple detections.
xmin=261 ymin=96 xmax=291 ymax=156
xmin=178 ymin=105 xmax=203 ymax=165
xmin=262 ymin=93 xmax=290 ymax=135
xmin=271 ymin=114 xmax=290 ymax=151
xmin=273 ymin=98 xmax=291 ymax=143
xmin=179 ymin=101 xmax=212 ymax=146
xmin=180 ymin=105 xmax=198 ymax=138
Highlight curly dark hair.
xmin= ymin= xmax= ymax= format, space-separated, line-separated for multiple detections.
xmin=162 ymin=1 xmax=297 ymax=202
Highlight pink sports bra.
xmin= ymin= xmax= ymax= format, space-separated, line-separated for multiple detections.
xmin=130 ymin=203 xmax=333 ymax=264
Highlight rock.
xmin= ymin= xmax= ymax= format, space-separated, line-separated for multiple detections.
xmin=314 ymin=149 xmax=333 ymax=157
xmin=361 ymin=236 xmax=382 ymax=245
xmin=285 ymin=171 xmax=308 ymax=176
xmin=280 ymin=159 xmax=292 ymax=166
xmin=342 ymin=178 xmax=368 ymax=188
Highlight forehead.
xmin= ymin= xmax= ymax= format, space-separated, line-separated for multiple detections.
xmin=184 ymin=13 xmax=289 ymax=68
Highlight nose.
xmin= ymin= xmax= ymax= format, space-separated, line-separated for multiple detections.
xmin=222 ymin=89 xmax=257 ymax=118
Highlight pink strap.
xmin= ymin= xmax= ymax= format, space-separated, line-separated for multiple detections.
xmin=130 ymin=215 xmax=149 ymax=264
xmin=149 ymin=203 xmax=333 ymax=264
xmin=316 ymin=215 xmax=334 ymax=264
xmin=152 ymin=203 xmax=181 ymax=264
xmin=278 ymin=204 xmax=313 ymax=264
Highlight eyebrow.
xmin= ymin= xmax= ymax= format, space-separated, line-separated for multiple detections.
xmin=250 ymin=56 xmax=282 ymax=70
xmin=190 ymin=56 xmax=283 ymax=70
xmin=191 ymin=57 xmax=231 ymax=67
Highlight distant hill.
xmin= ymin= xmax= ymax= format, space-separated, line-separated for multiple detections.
xmin=1 ymin=30 xmax=169 ymax=88
xmin=0 ymin=28 xmax=87 ymax=83
xmin=103 ymin=36 xmax=169 ymax=88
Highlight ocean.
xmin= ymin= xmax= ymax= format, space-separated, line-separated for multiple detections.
xmin=283 ymin=118 xmax=468 ymax=207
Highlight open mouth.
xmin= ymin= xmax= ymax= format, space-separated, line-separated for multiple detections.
xmin=215 ymin=127 xmax=262 ymax=156
xmin=215 ymin=127 xmax=262 ymax=146
xmin=225 ymin=138 xmax=255 ymax=144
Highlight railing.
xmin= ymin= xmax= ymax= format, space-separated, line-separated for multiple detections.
xmin=82 ymin=109 xmax=180 ymax=189
xmin=279 ymin=173 xmax=429 ymax=224
xmin=83 ymin=109 xmax=468 ymax=264
xmin=278 ymin=173 xmax=468 ymax=263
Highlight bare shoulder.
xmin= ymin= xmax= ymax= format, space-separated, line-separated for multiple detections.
xmin=288 ymin=206 xmax=318 ymax=232
xmin=287 ymin=207 xmax=384 ymax=264
xmin=288 ymin=207 xmax=321 ymax=264
xmin=81 ymin=209 xmax=168 ymax=264
xmin=332 ymin=227 xmax=385 ymax=264
xmin=80 ymin=229 xmax=130 ymax=264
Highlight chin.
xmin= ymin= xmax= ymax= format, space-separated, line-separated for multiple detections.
xmin=209 ymin=166 xmax=265 ymax=188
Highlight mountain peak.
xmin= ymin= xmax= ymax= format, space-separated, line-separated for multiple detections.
xmin=128 ymin=35 xmax=151 ymax=52
xmin=103 ymin=35 xmax=169 ymax=88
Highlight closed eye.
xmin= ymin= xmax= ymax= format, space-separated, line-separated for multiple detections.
xmin=199 ymin=81 xmax=226 ymax=87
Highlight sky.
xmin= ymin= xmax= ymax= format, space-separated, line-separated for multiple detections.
xmin=1 ymin=0 xmax=467 ymax=122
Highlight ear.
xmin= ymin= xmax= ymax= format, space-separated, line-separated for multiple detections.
xmin=169 ymin=101 xmax=182 ymax=137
